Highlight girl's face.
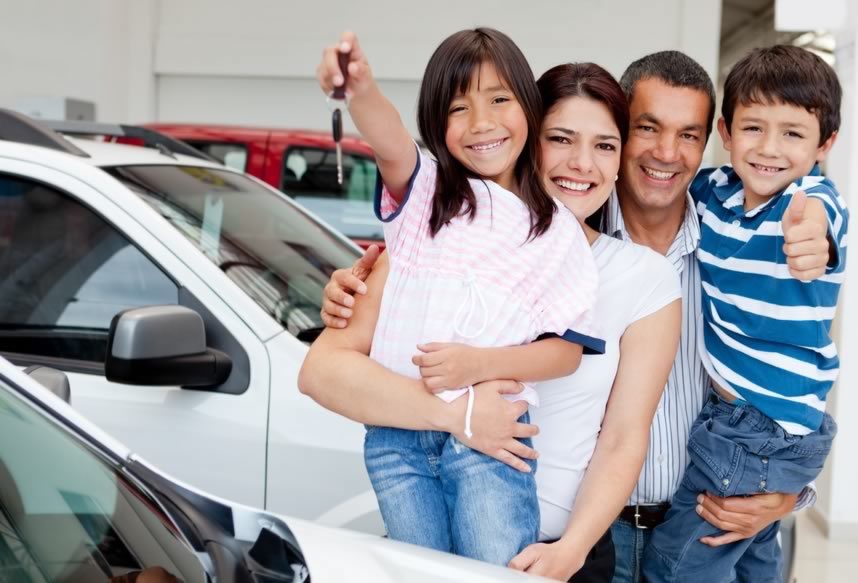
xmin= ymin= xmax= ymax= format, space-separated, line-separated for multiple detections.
xmin=541 ymin=96 xmax=622 ymax=222
xmin=445 ymin=62 xmax=529 ymax=192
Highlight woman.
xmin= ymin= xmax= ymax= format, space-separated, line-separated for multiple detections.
xmin=300 ymin=62 xmax=681 ymax=582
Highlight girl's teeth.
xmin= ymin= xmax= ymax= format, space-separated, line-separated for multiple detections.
xmin=471 ymin=140 xmax=504 ymax=151
xmin=555 ymin=179 xmax=591 ymax=191
xmin=643 ymin=167 xmax=675 ymax=180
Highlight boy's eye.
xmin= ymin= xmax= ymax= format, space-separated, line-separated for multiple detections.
xmin=786 ymin=131 xmax=804 ymax=139
xmin=742 ymin=126 xmax=761 ymax=133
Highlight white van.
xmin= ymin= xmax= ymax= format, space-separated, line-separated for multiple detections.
xmin=0 ymin=111 xmax=382 ymax=533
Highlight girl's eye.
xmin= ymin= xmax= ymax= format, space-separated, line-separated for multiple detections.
xmin=449 ymin=105 xmax=467 ymax=114
xmin=492 ymin=96 xmax=511 ymax=104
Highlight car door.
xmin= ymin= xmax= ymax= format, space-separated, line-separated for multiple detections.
xmin=0 ymin=159 xmax=271 ymax=510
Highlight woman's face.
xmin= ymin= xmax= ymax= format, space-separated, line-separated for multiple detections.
xmin=540 ymin=96 xmax=622 ymax=222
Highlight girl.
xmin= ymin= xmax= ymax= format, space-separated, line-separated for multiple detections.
xmin=304 ymin=62 xmax=682 ymax=581
xmin=313 ymin=29 xmax=603 ymax=564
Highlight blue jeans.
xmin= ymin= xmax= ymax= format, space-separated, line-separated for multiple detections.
xmin=610 ymin=518 xmax=652 ymax=583
xmin=363 ymin=413 xmax=539 ymax=565
xmin=642 ymin=392 xmax=836 ymax=583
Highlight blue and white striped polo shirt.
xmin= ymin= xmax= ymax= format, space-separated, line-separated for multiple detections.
xmin=692 ymin=165 xmax=848 ymax=435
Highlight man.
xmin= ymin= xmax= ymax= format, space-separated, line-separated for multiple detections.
xmin=317 ymin=50 xmax=832 ymax=582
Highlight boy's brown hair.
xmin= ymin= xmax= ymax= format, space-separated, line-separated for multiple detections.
xmin=722 ymin=45 xmax=841 ymax=145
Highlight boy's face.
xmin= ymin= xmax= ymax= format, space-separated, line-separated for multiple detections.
xmin=719 ymin=101 xmax=836 ymax=209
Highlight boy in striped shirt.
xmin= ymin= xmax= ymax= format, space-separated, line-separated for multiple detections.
xmin=644 ymin=45 xmax=848 ymax=582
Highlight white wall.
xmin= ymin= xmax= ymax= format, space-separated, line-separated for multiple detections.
xmin=1 ymin=0 xmax=721 ymax=136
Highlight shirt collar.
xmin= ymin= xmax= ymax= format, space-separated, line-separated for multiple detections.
xmin=711 ymin=163 xmax=822 ymax=218
xmin=603 ymin=188 xmax=700 ymax=264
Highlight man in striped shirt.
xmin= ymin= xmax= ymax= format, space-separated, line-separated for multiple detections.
xmin=642 ymin=46 xmax=846 ymax=583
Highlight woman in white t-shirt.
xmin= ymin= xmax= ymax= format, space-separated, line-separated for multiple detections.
xmin=300 ymin=62 xmax=681 ymax=582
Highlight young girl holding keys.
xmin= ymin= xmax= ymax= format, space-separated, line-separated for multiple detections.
xmin=315 ymin=28 xmax=603 ymax=564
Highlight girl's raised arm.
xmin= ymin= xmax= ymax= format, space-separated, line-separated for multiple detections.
xmin=317 ymin=31 xmax=416 ymax=197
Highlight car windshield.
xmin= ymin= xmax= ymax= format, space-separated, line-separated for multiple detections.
xmin=105 ymin=165 xmax=361 ymax=338
xmin=0 ymin=377 xmax=207 ymax=582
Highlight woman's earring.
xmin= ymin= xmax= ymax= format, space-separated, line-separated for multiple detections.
xmin=614 ymin=175 xmax=619 ymax=181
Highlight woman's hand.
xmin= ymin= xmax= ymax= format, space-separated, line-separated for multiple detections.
xmin=316 ymin=31 xmax=376 ymax=100
xmin=412 ymin=342 xmax=487 ymax=391
xmin=509 ymin=540 xmax=586 ymax=581
xmin=447 ymin=380 xmax=539 ymax=473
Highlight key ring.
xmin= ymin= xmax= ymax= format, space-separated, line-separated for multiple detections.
xmin=326 ymin=92 xmax=349 ymax=111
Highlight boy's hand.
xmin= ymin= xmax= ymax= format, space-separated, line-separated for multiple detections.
xmin=412 ymin=343 xmax=487 ymax=391
xmin=320 ymin=245 xmax=380 ymax=329
xmin=783 ymin=190 xmax=832 ymax=281
xmin=317 ymin=31 xmax=376 ymax=100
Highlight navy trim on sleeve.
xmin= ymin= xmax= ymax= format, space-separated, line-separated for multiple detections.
xmin=373 ymin=144 xmax=423 ymax=223
xmin=537 ymin=331 xmax=606 ymax=355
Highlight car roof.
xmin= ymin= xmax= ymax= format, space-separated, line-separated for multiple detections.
xmin=0 ymin=134 xmax=228 ymax=170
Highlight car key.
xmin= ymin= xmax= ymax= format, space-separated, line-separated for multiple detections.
xmin=331 ymin=51 xmax=350 ymax=186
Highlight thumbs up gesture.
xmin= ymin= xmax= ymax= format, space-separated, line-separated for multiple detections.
xmin=782 ymin=190 xmax=832 ymax=281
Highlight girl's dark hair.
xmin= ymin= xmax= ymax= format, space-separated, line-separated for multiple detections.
xmin=417 ymin=28 xmax=554 ymax=239
xmin=537 ymin=63 xmax=629 ymax=230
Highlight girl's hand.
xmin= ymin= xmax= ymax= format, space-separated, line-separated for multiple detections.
xmin=508 ymin=540 xmax=586 ymax=581
xmin=317 ymin=31 xmax=376 ymax=100
xmin=412 ymin=342 xmax=486 ymax=391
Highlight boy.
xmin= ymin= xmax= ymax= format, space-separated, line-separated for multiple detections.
xmin=642 ymin=45 xmax=848 ymax=582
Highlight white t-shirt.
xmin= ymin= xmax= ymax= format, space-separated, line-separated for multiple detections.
xmin=533 ymin=234 xmax=681 ymax=540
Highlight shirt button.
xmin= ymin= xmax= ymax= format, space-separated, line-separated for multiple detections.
xmin=722 ymin=478 xmax=730 ymax=487
xmin=732 ymin=220 xmax=740 ymax=226
xmin=760 ymin=480 xmax=767 ymax=489
xmin=762 ymin=457 xmax=769 ymax=464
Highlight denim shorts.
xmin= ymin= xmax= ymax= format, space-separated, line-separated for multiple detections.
xmin=363 ymin=412 xmax=539 ymax=565
xmin=642 ymin=391 xmax=837 ymax=583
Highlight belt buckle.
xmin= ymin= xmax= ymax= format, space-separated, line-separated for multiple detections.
xmin=634 ymin=504 xmax=648 ymax=530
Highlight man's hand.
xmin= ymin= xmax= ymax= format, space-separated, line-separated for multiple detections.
xmin=450 ymin=380 xmax=539 ymax=473
xmin=320 ymin=245 xmax=380 ymax=328
xmin=783 ymin=190 xmax=831 ymax=281
xmin=412 ymin=342 xmax=485 ymax=391
xmin=509 ymin=540 xmax=585 ymax=581
xmin=696 ymin=491 xmax=797 ymax=546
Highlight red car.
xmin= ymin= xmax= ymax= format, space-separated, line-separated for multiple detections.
xmin=146 ymin=124 xmax=383 ymax=250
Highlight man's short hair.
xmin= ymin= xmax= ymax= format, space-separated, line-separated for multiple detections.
xmin=620 ymin=50 xmax=716 ymax=140
xmin=722 ymin=45 xmax=841 ymax=145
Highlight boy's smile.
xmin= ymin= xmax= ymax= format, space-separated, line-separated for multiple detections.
xmin=719 ymin=101 xmax=836 ymax=210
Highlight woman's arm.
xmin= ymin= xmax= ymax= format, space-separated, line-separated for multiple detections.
xmin=509 ymin=298 xmax=681 ymax=579
xmin=317 ymin=32 xmax=415 ymax=195
xmin=414 ymin=339 xmax=583 ymax=392
xmin=298 ymin=254 xmax=539 ymax=471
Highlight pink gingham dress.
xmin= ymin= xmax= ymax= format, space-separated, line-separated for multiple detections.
xmin=370 ymin=149 xmax=603 ymax=431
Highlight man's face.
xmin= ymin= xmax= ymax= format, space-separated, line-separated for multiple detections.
xmin=618 ymin=78 xmax=710 ymax=213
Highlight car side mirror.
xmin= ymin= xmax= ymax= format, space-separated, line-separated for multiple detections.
xmin=105 ymin=306 xmax=232 ymax=388
xmin=24 ymin=365 xmax=71 ymax=404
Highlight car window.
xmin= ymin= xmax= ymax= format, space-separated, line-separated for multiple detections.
xmin=0 ymin=376 xmax=207 ymax=582
xmin=184 ymin=141 xmax=248 ymax=172
xmin=282 ymin=148 xmax=383 ymax=242
xmin=0 ymin=174 xmax=179 ymax=366
xmin=104 ymin=165 xmax=360 ymax=339
xmin=282 ymin=147 xmax=376 ymax=202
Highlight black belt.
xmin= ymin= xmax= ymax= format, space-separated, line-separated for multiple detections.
xmin=618 ymin=503 xmax=670 ymax=529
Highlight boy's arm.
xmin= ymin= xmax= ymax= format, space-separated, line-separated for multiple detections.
xmin=413 ymin=338 xmax=583 ymax=392
xmin=783 ymin=190 xmax=843 ymax=280
xmin=318 ymin=32 xmax=415 ymax=197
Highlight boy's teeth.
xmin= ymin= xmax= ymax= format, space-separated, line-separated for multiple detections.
xmin=643 ymin=167 xmax=676 ymax=180
xmin=752 ymin=163 xmax=783 ymax=173
xmin=555 ymin=179 xmax=592 ymax=191
xmin=471 ymin=139 xmax=504 ymax=151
